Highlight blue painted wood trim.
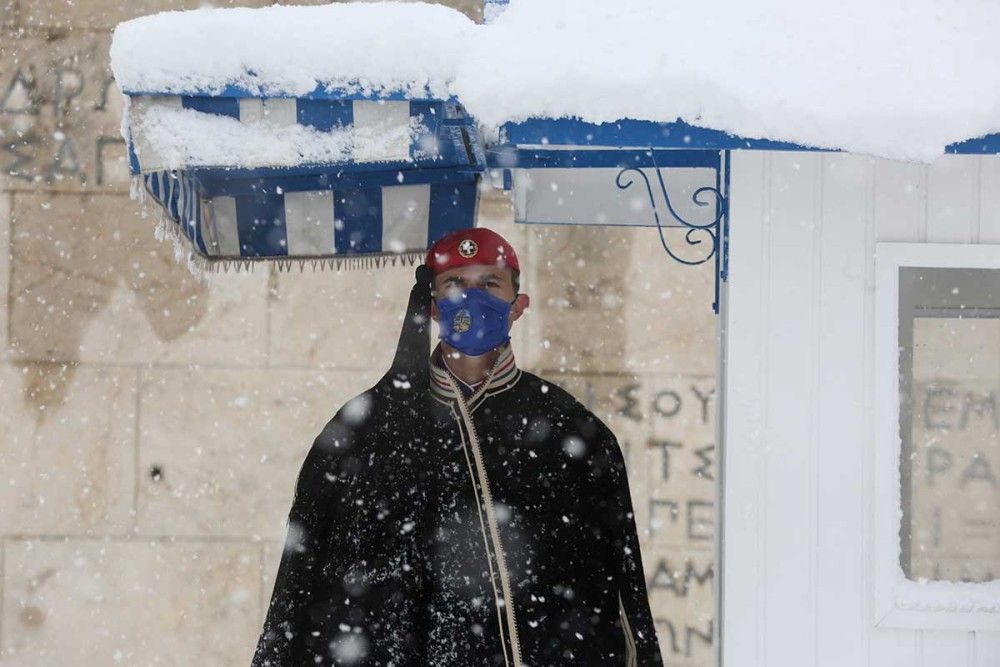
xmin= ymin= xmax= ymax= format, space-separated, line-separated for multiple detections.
xmin=487 ymin=147 xmax=721 ymax=169
xmin=500 ymin=117 xmax=827 ymax=152
xmin=945 ymin=134 xmax=1000 ymax=154
xmin=499 ymin=117 xmax=1000 ymax=156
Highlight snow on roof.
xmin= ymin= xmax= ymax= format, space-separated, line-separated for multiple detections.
xmin=110 ymin=2 xmax=472 ymax=99
xmin=111 ymin=0 xmax=1000 ymax=162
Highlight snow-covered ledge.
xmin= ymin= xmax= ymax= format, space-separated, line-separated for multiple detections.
xmin=873 ymin=242 xmax=1000 ymax=631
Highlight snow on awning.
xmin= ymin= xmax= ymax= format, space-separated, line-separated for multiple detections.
xmin=113 ymin=0 xmax=1000 ymax=162
xmin=129 ymin=97 xmax=435 ymax=172
xmin=123 ymin=92 xmax=484 ymax=274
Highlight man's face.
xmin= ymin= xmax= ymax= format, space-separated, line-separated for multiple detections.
xmin=430 ymin=263 xmax=530 ymax=330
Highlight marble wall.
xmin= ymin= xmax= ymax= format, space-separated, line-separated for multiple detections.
xmin=0 ymin=2 xmax=717 ymax=665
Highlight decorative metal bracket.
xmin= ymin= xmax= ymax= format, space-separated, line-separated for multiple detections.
xmin=615 ymin=150 xmax=731 ymax=313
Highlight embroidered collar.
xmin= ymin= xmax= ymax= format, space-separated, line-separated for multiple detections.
xmin=430 ymin=341 xmax=520 ymax=408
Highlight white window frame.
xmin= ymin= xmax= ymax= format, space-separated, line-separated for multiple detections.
xmin=874 ymin=241 xmax=1000 ymax=631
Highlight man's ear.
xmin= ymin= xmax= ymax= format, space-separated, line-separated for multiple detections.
xmin=430 ymin=297 xmax=439 ymax=322
xmin=510 ymin=293 xmax=529 ymax=323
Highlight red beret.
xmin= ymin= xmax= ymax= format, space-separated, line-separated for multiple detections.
xmin=425 ymin=227 xmax=520 ymax=275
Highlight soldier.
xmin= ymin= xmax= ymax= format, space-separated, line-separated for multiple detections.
xmin=253 ymin=227 xmax=663 ymax=666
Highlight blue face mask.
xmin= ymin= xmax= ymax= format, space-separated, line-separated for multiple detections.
xmin=436 ymin=287 xmax=516 ymax=357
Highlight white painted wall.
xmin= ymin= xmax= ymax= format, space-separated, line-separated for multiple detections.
xmin=719 ymin=150 xmax=1000 ymax=667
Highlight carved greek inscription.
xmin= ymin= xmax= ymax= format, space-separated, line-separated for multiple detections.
xmin=1 ymin=34 xmax=127 ymax=189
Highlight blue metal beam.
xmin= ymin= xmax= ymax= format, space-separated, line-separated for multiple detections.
xmin=499 ymin=117 xmax=1000 ymax=156
xmin=487 ymin=146 xmax=722 ymax=169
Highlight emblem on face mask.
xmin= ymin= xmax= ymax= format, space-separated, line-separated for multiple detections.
xmin=436 ymin=288 xmax=513 ymax=356
xmin=458 ymin=239 xmax=478 ymax=258
xmin=453 ymin=309 xmax=472 ymax=333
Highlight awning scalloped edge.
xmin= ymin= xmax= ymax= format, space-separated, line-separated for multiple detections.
xmin=133 ymin=175 xmax=425 ymax=279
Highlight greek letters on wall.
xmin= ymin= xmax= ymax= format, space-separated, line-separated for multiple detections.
xmin=1 ymin=33 xmax=128 ymax=190
xmin=569 ymin=377 xmax=717 ymax=666
xmin=909 ymin=368 xmax=999 ymax=581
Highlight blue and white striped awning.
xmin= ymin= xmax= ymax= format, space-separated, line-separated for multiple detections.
xmin=126 ymin=93 xmax=485 ymax=272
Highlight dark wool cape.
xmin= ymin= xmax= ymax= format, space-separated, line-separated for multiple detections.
xmin=252 ymin=265 xmax=663 ymax=666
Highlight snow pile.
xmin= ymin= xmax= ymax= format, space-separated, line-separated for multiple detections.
xmin=135 ymin=104 xmax=427 ymax=169
xmin=110 ymin=2 xmax=472 ymax=99
xmin=460 ymin=0 xmax=1000 ymax=161
xmin=112 ymin=0 xmax=1000 ymax=161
